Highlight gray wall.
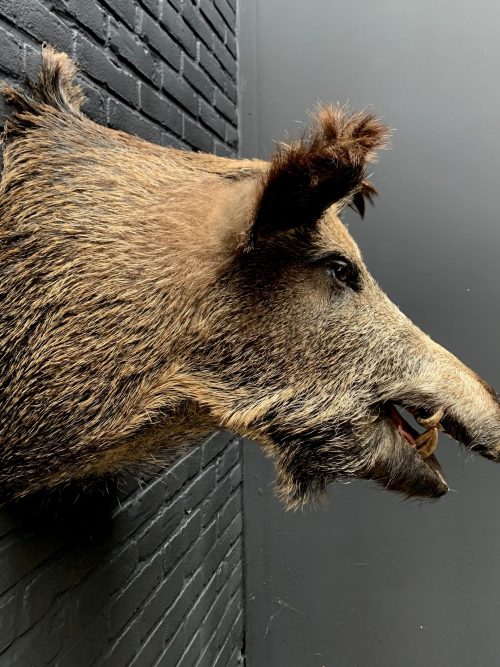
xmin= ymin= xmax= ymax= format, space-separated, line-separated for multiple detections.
xmin=0 ymin=1 xmax=243 ymax=665
xmin=239 ymin=1 xmax=500 ymax=665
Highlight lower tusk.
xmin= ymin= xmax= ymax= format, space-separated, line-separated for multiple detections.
xmin=415 ymin=427 xmax=439 ymax=458
xmin=416 ymin=408 xmax=445 ymax=431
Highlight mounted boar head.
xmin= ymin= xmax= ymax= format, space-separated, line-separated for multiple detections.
xmin=0 ymin=47 xmax=498 ymax=506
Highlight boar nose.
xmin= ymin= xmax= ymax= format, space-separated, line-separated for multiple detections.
xmin=408 ymin=335 xmax=500 ymax=462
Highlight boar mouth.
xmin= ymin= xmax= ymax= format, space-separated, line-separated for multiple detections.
xmin=365 ymin=401 xmax=449 ymax=499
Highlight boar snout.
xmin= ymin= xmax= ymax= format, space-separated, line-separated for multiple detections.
xmin=370 ymin=332 xmax=500 ymax=499
xmin=421 ymin=347 xmax=500 ymax=463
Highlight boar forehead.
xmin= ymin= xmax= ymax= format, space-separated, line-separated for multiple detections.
xmin=316 ymin=208 xmax=364 ymax=263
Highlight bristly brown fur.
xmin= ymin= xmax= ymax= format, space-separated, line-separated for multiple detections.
xmin=2 ymin=46 xmax=84 ymax=142
xmin=0 ymin=47 xmax=498 ymax=507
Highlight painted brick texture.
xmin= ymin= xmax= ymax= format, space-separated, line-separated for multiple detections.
xmin=0 ymin=0 xmax=243 ymax=665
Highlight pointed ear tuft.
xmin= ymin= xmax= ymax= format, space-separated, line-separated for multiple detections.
xmin=349 ymin=180 xmax=378 ymax=219
xmin=251 ymin=105 xmax=389 ymax=243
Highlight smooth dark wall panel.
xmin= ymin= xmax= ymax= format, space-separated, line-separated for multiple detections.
xmin=239 ymin=1 xmax=500 ymax=666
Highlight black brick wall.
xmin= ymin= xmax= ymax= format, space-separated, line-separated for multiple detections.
xmin=0 ymin=1 xmax=244 ymax=665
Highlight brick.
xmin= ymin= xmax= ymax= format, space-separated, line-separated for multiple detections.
xmin=138 ymin=559 xmax=183 ymax=640
xmin=199 ymin=42 xmax=233 ymax=93
xmin=108 ymin=61 xmax=139 ymax=107
xmin=0 ymin=25 xmax=22 ymax=77
xmin=139 ymin=497 xmax=183 ymax=561
xmin=76 ymin=33 xmax=139 ymax=108
xmin=217 ymin=541 xmax=242 ymax=591
xmin=20 ymin=549 xmax=98 ymax=633
xmin=182 ymin=0 xmax=214 ymax=49
xmin=196 ymin=570 xmax=242 ymax=665
xmin=0 ymin=0 xmax=72 ymax=52
xmin=182 ymin=55 xmax=214 ymax=102
xmin=158 ymin=623 xmax=185 ymax=666
xmin=0 ymin=586 xmax=20 ymax=653
xmin=178 ymin=628 xmax=202 ymax=667
xmin=184 ymin=114 xmax=214 ymax=152
xmin=0 ymin=532 xmax=64 ymax=596
xmin=163 ymin=66 xmax=199 ymax=116
xmin=225 ymin=76 xmax=237 ymax=104
xmin=214 ymin=88 xmax=237 ymax=126
xmin=184 ymin=464 xmax=217 ymax=511
xmin=109 ymin=97 xmax=163 ymax=144
xmin=217 ymin=440 xmax=240 ymax=480
xmin=163 ymin=464 xmax=185 ymax=500
xmin=214 ymin=0 xmax=236 ymax=33
xmin=217 ymin=492 xmax=240 ymax=537
xmin=81 ymin=80 xmax=108 ymax=125
xmin=109 ymin=19 xmax=158 ymax=81
xmin=160 ymin=568 xmax=205 ymax=643
xmin=183 ymin=572 xmax=219 ymax=640
xmin=199 ymin=0 xmax=225 ymax=41
xmin=101 ymin=0 xmax=137 ymax=30
xmin=163 ymin=506 xmax=202 ymax=568
xmin=111 ymin=475 xmax=170 ymax=540
xmin=225 ymin=29 xmax=237 ymax=58
xmin=183 ymin=520 xmax=217 ymax=576
xmin=100 ymin=620 xmax=140 ymax=667
xmin=167 ymin=446 xmax=202 ymax=485
xmin=55 ymin=612 xmax=108 ymax=667
xmin=229 ymin=461 xmax=242 ymax=491
xmin=201 ymin=431 xmax=233 ymax=467
xmin=202 ymin=473 xmax=232 ymax=527
xmin=160 ymin=0 xmax=197 ymax=58
xmin=226 ymin=122 xmax=238 ymax=148
xmin=129 ymin=621 xmax=164 ymax=667
xmin=204 ymin=516 xmax=241 ymax=582
xmin=199 ymin=98 xmax=226 ymax=139
xmin=214 ymin=140 xmax=236 ymax=157
xmin=64 ymin=0 xmax=107 ymax=41
xmin=195 ymin=597 xmax=230 ymax=664
xmin=139 ymin=10 xmax=182 ymax=71
xmin=140 ymin=83 xmax=183 ymax=135
xmin=161 ymin=130 xmax=189 ymax=150
xmin=141 ymin=0 xmax=160 ymax=17
xmin=213 ymin=36 xmax=237 ymax=79
xmin=75 ymin=540 xmax=139 ymax=630
xmin=22 ymin=43 xmax=42 ymax=80
xmin=0 ymin=607 xmax=68 ymax=667
xmin=108 ymin=550 xmax=163 ymax=638
xmin=213 ymin=610 xmax=243 ymax=667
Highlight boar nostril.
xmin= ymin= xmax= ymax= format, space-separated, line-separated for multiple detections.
xmin=467 ymin=442 xmax=500 ymax=462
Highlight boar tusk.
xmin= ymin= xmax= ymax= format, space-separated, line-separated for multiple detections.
xmin=415 ymin=427 xmax=439 ymax=459
xmin=416 ymin=408 xmax=445 ymax=431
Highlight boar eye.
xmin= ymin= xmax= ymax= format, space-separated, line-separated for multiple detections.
xmin=326 ymin=257 xmax=360 ymax=290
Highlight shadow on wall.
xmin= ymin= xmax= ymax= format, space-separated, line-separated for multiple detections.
xmin=4 ymin=477 xmax=120 ymax=544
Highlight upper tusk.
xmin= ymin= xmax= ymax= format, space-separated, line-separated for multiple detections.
xmin=416 ymin=407 xmax=445 ymax=431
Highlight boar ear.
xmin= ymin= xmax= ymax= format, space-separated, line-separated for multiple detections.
xmin=250 ymin=106 xmax=389 ymax=244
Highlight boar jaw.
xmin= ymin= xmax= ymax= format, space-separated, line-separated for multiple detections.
xmin=362 ymin=402 xmax=448 ymax=499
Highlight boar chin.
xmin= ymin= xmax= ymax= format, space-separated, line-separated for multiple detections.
xmin=270 ymin=409 xmax=449 ymax=510
xmin=360 ymin=416 xmax=448 ymax=499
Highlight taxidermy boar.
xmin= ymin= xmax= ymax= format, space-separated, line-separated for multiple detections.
xmin=0 ymin=47 xmax=498 ymax=507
